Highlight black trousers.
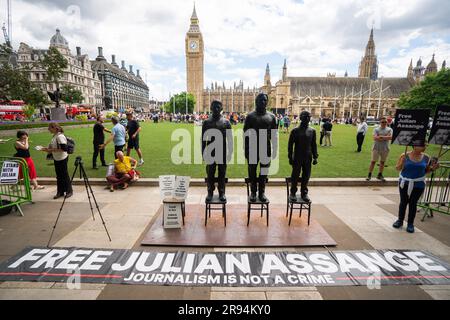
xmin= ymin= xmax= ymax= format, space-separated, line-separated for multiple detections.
xmin=114 ymin=145 xmax=125 ymax=159
xmin=320 ymin=132 xmax=325 ymax=146
xmin=54 ymin=157 xmax=73 ymax=196
xmin=248 ymin=162 xmax=271 ymax=194
xmin=398 ymin=185 xmax=425 ymax=225
xmin=357 ymin=132 xmax=365 ymax=152
xmin=291 ymin=159 xmax=312 ymax=195
xmin=206 ymin=163 xmax=227 ymax=194
xmin=93 ymin=143 xmax=106 ymax=167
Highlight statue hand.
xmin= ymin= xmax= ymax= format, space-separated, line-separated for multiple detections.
xmin=313 ymin=159 xmax=318 ymax=166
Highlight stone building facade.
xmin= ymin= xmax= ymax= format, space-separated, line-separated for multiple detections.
xmin=91 ymin=47 xmax=149 ymax=112
xmin=17 ymin=29 xmax=102 ymax=107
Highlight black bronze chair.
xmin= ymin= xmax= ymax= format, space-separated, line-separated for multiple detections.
xmin=285 ymin=178 xmax=312 ymax=226
xmin=204 ymin=178 xmax=228 ymax=227
xmin=245 ymin=178 xmax=270 ymax=227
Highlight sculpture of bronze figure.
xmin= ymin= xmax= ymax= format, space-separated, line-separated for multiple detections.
xmin=202 ymin=101 xmax=233 ymax=202
xmin=288 ymin=111 xmax=319 ymax=203
xmin=244 ymin=93 xmax=278 ymax=203
xmin=47 ymin=88 xmax=61 ymax=108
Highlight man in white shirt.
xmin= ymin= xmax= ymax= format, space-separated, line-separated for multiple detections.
xmin=356 ymin=118 xmax=369 ymax=153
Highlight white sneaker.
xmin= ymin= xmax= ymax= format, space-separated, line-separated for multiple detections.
xmin=138 ymin=159 xmax=145 ymax=166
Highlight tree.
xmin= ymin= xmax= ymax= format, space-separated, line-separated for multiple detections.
xmin=22 ymin=105 xmax=36 ymax=120
xmin=60 ymin=85 xmax=84 ymax=104
xmin=398 ymin=69 xmax=450 ymax=115
xmin=40 ymin=47 xmax=68 ymax=89
xmin=163 ymin=92 xmax=196 ymax=114
xmin=0 ymin=62 xmax=48 ymax=107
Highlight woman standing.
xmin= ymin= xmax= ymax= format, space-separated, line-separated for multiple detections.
xmin=393 ymin=145 xmax=439 ymax=233
xmin=41 ymin=123 xmax=73 ymax=199
xmin=14 ymin=131 xmax=45 ymax=191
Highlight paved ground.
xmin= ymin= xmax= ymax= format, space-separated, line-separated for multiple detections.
xmin=0 ymin=185 xmax=449 ymax=300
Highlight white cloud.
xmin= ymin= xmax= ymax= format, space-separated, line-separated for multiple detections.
xmin=2 ymin=0 xmax=449 ymax=99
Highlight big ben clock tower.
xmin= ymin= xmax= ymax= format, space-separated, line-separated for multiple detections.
xmin=186 ymin=4 xmax=204 ymax=113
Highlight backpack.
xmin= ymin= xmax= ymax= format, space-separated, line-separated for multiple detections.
xmin=66 ymin=137 xmax=75 ymax=155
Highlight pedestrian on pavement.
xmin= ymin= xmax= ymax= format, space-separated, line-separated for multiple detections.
xmin=126 ymin=113 xmax=144 ymax=166
xmin=41 ymin=123 xmax=73 ymax=199
xmin=393 ymin=145 xmax=439 ymax=233
xmin=367 ymin=117 xmax=393 ymax=182
xmin=356 ymin=118 xmax=369 ymax=152
xmin=100 ymin=116 xmax=126 ymax=159
xmin=14 ymin=131 xmax=45 ymax=191
xmin=92 ymin=115 xmax=111 ymax=169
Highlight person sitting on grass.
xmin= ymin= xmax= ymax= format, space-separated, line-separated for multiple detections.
xmin=106 ymin=151 xmax=139 ymax=192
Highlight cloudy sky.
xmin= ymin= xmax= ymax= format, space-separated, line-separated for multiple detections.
xmin=2 ymin=0 xmax=449 ymax=100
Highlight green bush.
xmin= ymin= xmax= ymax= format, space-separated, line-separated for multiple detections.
xmin=75 ymin=114 xmax=88 ymax=122
xmin=105 ymin=112 xmax=118 ymax=119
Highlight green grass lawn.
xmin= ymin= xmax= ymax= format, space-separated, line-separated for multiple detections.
xmin=0 ymin=122 xmax=447 ymax=179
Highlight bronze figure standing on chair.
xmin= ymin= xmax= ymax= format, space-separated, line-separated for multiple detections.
xmin=202 ymin=101 xmax=233 ymax=202
xmin=244 ymin=93 xmax=278 ymax=203
xmin=288 ymin=111 xmax=319 ymax=203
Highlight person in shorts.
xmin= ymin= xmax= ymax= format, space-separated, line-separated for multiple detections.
xmin=126 ymin=113 xmax=144 ymax=166
xmin=367 ymin=117 xmax=393 ymax=182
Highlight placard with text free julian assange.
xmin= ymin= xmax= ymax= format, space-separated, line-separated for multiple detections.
xmin=0 ymin=247 xmax=449 ymax=287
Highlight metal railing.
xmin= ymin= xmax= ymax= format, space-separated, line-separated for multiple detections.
xmin=419 ymin=161 xmax=450 ymax=221
xmin=0 ymin=157 xmax=33 ymax=216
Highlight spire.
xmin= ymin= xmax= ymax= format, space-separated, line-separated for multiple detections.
xmin=443 ymin=60 xmax=447 ymax=70
xmin=266 ymin=63 xmax=270 ymax=74
xmin=188 ymin=3 xmax=200 ymax=33
xmin=191 ymin=3 xmax=198 ymax=24
xmin=344 ymin=70 xmax=348 ymax=77
xmin=282 ymin=59 xmax=287 ymax=82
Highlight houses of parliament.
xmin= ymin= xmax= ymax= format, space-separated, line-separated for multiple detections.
xmin=185 ymin=6 xmax=447 ymax=118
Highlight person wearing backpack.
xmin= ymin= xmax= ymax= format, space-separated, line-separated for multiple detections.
xmin=41 ymin=123 xmax=73 ymax=199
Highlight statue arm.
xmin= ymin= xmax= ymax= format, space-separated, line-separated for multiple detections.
xmin=288 ymin=130 xmax=295 ymax=163
xmin=271 ymin=116 xmax=279 ymax=159
xmin=226 ymin=122 xmax=234 ymax=163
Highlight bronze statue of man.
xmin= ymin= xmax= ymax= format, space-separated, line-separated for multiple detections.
xmin=202 ymin=101 xmax=233 ymax=202
xmin=288 ymin=111 xmax=319 ymax=203
xmin=244 ymin=93 xmax=278 ymax=203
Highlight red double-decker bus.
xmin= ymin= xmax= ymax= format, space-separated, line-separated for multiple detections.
xmin=0 ymin=100 xmax=25 ymax=121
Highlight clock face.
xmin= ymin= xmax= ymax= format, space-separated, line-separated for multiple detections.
xmin=189 ymin=41 xmax=198 ymax=51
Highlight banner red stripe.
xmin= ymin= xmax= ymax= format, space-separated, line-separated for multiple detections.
xmin=0 ymin=272 xmax=123 ymax=279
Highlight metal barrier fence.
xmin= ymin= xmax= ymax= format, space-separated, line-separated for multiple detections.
xmin=419 ymin=161 xmax=450 ymax=222
xmin=0 ymin=157 xmax=33 ymax=217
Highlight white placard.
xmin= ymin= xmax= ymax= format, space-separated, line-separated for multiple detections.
xmin=174 ymin=176 xmax=191 ymax=200
xmin=163 ymin=203 xmax=183 ymax=229
xmin=159 ymin=175 xmax=176 ymax=199
xmin=0 ymin=161 xmax=20 ymax=185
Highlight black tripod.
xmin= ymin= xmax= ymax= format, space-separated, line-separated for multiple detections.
xmin=47 ymin=156 xmax=112 ymax=247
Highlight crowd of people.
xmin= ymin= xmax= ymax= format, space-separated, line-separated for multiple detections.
xmin=9 ymin=110 xmax=439 ymax=233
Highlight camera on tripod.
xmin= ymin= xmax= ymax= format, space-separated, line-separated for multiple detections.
xmin=75 ymin=156 xmax=83 ymax=166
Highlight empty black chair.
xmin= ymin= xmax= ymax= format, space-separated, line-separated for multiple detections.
xmin=205 ymin=178 xmax=228 ymax=227
xmin=245 ymin=178 xmax=270 ymax=227
xmin=285 ymin=178 xmax=312 ymax=226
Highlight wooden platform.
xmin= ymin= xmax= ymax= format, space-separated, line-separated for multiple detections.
xmin=141 ymin=204 xmax=337 ymax=247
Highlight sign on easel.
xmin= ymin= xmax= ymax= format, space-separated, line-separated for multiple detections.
xmin=159 ymin=176 xmax=191 ymax=229
xmin=0 ymin=161 xmax=19 ymax=185
xmin=429 ymin=105 xmax=450 ymax=146
xmin=163 ymin=202 xmax=183 ymax=229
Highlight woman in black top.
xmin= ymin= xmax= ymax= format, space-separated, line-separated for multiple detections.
xmin=15 ymin=131 xmax=44 ymax=190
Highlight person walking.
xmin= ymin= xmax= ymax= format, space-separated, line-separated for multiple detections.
xmin=92 ymin=115 xmax=111 ymax=169
xmin=14 ymin=131 xmax=45 ymax=191
xmin=126 ymin=113 xmax=144 ymax=166
xmin=393 ymin=145 xmax=439 ymax=233
xmin=356 ymin=118 xmax=369 ymax=152
xmin=100 ymin=116 xmax=126 ymax=159
xmin=367 ymin=117 xmax=393 ymax=182
xmin=42 ymin=123 xmax=73 ymax=199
